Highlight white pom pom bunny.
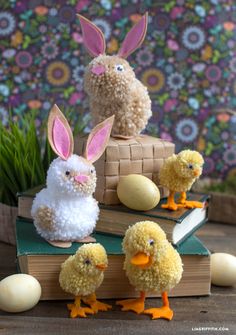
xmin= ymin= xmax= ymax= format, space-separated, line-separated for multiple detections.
xmin=78 ymin=13 xmax=152 ymax=138
xmin=31 ymin=105 xmax=114 ymax=248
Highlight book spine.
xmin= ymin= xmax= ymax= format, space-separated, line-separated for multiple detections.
xmin=96 ymin=211 xmax=173 ymax=242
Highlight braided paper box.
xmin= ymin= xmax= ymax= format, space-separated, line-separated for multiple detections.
xmin=75 ymin=135 xmax=175 ymax=205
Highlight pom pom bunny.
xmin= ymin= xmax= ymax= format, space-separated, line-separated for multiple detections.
xmin=31 ymin=104 xmax=114 ymax=248
xmin=78 ymin=13 xmax=152 ymax=138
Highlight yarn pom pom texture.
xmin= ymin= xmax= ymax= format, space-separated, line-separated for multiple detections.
xmin=1 ymin=1 xmax=236 ymax=179
xmin=31 ymin=105 xmax=114 ymax=247
xmin=79 ymin=12 xmax=152 ymax=138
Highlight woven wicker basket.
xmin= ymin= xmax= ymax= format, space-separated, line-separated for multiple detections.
xmin=75 ymin=135 xmax=175 ymax=205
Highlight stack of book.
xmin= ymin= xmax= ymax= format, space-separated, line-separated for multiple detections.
xmin=16 ymin=187 xmax=211 ymax=300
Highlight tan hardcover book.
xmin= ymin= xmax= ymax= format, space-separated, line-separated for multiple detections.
xmin=16 ymin=219 xmax=211 ymax=300
xmin=17 ymin=187 xmax=208 ymax=245
xmin=97 ymin=194 xmax=209 ymax=245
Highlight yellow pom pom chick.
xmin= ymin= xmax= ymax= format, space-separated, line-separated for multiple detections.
xmin=159 ymin=150 xmax=204 ymax=211
xmin=59 ymin=243 xmax=112 ymax=318
xmin=116 ymin=221 xmax=183 ymax=320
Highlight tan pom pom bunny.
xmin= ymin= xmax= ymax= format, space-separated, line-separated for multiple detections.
xmin=78 ymin=13 xmax=152 ymax=138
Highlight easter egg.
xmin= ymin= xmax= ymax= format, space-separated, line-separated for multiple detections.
xmin=117 ymin=174 xmax=160 ymax=211
xmin=211 ymin=253 xmax=236 ymax=286
xmin=0 ymin=274 xmax=41 ymax=312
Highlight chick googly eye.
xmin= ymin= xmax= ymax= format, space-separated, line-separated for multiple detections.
xmin=65 ymin=171 xmax=70 ymax=176
xmin=188 ymin=164 xmax=194 ymax=170
xmin=115 ymin=64 xmax=124 ymax=72
xmin=149 ymin=239 xmax=154 ymax=246
xmin=84 ymin=259 xmax=91 ymax=265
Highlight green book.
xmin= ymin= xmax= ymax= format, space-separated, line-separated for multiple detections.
xmin=16 ymin=218 xmax=210 ymax=300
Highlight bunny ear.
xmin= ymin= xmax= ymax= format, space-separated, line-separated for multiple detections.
xmin=47 ymin=104 xmax=74 ymax=160
xmin=77 ymin=14 xmax=106 ymax=57
xmin=84 ymin=115 xmax=114 ymax=163
xmin=118 ymin=12 xmax=148 ymax=58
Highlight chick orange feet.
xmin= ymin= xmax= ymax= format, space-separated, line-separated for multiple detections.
xmin=67 ymin=304 xmax=94 ymax=318
xmin=67 ymin=297 xmax=94 ymax=318
xmin=182 ymin=200 xmax=203 ymax=209
xmin=90 ymin=300 xmax=112 ymax=313
xmin=144 ymin=306 xmax=173 ymax=320
xmin=178 ymin=192 xmax=204 ymax=209
xmin=144 ymin=291 xmax=173 ymax=320
xmin=82 ymin=293 xmax=112 ymax=313
xmin=116 ymin=292 xmax=145 ymax=314
xmin=161 ymin=191 xmax=178 ymax=211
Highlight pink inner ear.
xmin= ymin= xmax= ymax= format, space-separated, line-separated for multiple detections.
xmin=87 ymin=124 xmax=111 ymax=162
xmin=79 ymin=15 xmax=106 ymax=57
xmin=118 ymin=13 xmax=147 ymax=58
xmin=53 ymin=117 xmax=71 ymax=160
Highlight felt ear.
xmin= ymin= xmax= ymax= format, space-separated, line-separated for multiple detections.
xmin=77 ymin=14 xmax=106 ymax=57
xmin=47 ymin=104 xmax=74 ymax=160
xmin=118 ymin=12 xmax=148 ymax=58
xmin=84 ymin=115 xmax=114 ymax=163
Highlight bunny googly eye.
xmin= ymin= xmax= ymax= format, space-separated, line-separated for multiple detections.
xmin=115 ymin=64 xmax=124 ymax=72
xmin=65 ymin=171 xmax=70 ymax=176
xmin=90 ymin=168 xmax=95 ymax=174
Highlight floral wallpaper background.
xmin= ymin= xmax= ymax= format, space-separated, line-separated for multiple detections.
xmin=0 ymin=0 xmax=236 ymax=179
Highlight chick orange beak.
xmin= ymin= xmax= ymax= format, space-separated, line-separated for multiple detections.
xmin=131 ymin=252 xmax=150 ymax=266
xmin=96 ymin=264 xmax=107 ymax=271
xmin=194 ymin=169 xmax=200 ymax=177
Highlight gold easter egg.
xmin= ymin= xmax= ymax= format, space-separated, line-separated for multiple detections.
xmin=117 ymin=174 xmax=160 ymax=211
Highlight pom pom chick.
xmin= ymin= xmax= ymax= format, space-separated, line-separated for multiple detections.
xmin=116 ymin=221 xmax=183 ymax=320
xmin=59 ymin=243 xmax=112 ymax=318
xmin=159 ymin=150 xmax=204 ymax=211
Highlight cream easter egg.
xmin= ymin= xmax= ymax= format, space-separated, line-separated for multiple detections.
xmin=0 ymin=274 xmax=41 ymax=312
xmin=211 ymin=253 xmax=236 ymax=286
xmin=117 ymin=174 xmax=160 ymax=211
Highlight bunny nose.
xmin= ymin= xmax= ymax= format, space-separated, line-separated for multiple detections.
xmin=91 ymin=65 xmax=106 ymax=75
xmin=74 ymin=175 xmax=89 ymax=184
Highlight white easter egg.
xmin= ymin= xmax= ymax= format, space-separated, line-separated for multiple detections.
xmin=117 ymin=174 xmax=160 ymax=211
xmin=0 ymin=274 xmax=41 ymax=312
xmin=211 ymin=253 xmax=236 ymax=286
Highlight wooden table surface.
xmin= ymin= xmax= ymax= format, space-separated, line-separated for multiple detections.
xmin=0 ymin=222 xmax=235 ymax=335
